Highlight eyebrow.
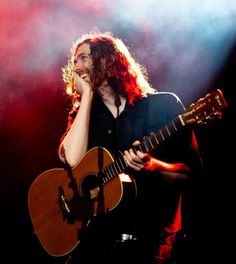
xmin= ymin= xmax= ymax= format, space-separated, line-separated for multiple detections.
xmin=74 ymin=52 xmax=90 ymax=64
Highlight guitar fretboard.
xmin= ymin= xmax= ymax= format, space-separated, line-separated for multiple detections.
xmin=99 ymin=115 xmax=184 ymax=185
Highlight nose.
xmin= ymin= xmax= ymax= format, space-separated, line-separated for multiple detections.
xmin=74 ymin=61 xmax=83 ymax=71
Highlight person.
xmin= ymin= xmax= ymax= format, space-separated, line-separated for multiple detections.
xmin=58 ymin=31 xmax=202 ymax=264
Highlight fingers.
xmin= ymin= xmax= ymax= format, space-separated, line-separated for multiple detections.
xmin=79 ymin=72 xmax=90 ymax=82
xmin=73 ymin=72 xmax=92 ymax=94
xmin=124 ymin=148 xmax=146 ymax=171
xmin=132 ymin=140 xmax=140 ymax=147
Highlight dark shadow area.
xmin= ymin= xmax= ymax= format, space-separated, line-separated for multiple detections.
xmin=185 ymin=42 xmax=236 ymax=263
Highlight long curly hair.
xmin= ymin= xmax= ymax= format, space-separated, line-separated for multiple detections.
xmin=62 ymin=31 xmax=156 ymax=109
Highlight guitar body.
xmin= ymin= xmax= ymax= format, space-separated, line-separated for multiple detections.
xmin=28 ymin=147 xmax=137 ymax=257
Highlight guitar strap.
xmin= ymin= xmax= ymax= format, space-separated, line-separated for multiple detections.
xmin=114 ymin=92 xmax=121 ymax=117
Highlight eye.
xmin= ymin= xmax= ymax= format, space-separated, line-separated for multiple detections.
xmin=74 ymin=53 xmax=91 ymax=64
xmin=81 ymin=55 xmax=88 ymax=61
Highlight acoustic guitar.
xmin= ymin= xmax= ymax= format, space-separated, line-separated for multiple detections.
xmin=28 ymin=89 xmax=227 ymax=257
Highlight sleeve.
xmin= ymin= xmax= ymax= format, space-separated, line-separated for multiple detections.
xmin=149 ymin=92 xmax=203 ymax=176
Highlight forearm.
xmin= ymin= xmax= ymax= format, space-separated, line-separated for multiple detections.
xmin=59 ymin=90 xmax=94 ymax=167
xmin=145 ymin=157 xmax=190 ymax=183
xmin=124 ymin=144 xmax=190 ymax=182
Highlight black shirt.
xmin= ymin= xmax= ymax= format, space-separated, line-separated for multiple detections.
xmin=82 ymin=92 xmax=202 ymax=242
xmin=65 ymin=91 xmax=202 ymax=264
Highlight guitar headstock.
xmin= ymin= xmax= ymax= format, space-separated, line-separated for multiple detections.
xmin=181 ymin=89 xmax=228 ymax=125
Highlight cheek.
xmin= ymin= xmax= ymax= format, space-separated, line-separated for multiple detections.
xmin=86 ymin=60 xmax=93 ymax=70
xmin=74 ymin=61 xmax=82 ymax=69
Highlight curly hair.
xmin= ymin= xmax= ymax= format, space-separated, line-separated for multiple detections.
xmin=62 ymin=31 xmax=156 ymax=108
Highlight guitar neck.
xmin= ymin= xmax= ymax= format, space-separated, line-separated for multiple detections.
xmin=99 ymin=115 xmax=185 ymax=185
xmin=134 ymin=115 xmax=184 ymax=153
xmin=99 ymin=89 xmax=228 ymax=185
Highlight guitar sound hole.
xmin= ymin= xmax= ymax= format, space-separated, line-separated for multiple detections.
xmin=81 ymin=173 xmax=98 ymax=198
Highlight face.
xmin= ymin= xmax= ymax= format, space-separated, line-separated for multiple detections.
xmin=74 ymin=43 xmax=93 ymax=79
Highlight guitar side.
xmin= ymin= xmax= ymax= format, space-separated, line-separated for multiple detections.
xmin=28 ymin=147 xmax=136 ymax=257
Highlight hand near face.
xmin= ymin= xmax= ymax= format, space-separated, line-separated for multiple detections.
xmin=73 ymin=71 xmax=93 ymax=95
